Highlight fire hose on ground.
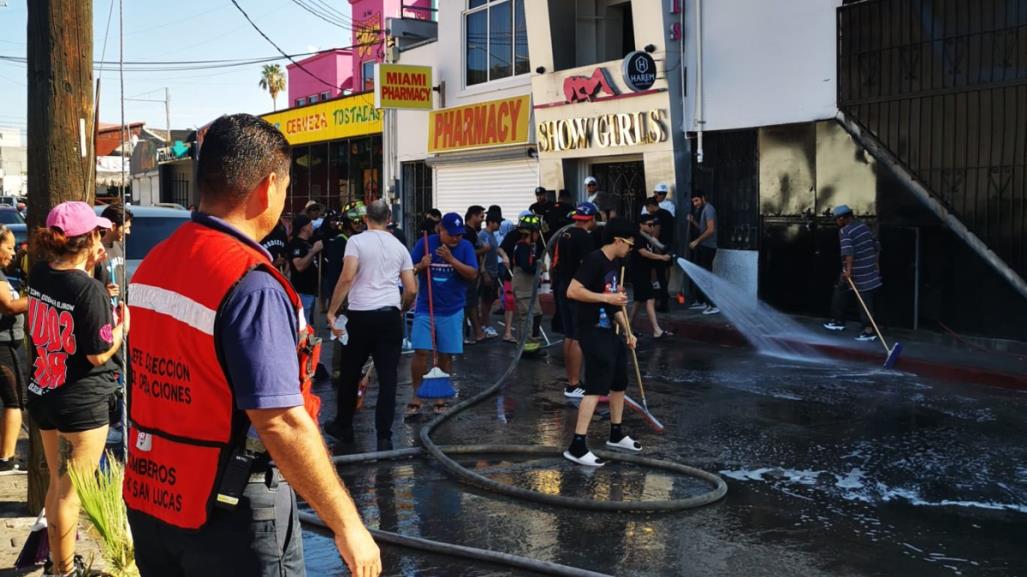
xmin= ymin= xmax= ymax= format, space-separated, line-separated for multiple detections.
xmin=299 ymin=224 xmax=728 ymax=577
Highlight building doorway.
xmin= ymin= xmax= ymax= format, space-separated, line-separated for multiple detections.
xmin=590 ymin=160 xmax=645 ymax=221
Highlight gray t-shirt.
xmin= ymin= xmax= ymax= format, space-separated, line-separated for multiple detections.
xmin=481 ymin=229 xmax=499 ymax=276
xmin=0 ymin=279 xmax=24 ymax=342
xmin=699 ymin=203 xmax=718 ymax=248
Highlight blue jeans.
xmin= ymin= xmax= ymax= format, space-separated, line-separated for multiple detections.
xmin=298 ymin=293 xmax=316 ymax=327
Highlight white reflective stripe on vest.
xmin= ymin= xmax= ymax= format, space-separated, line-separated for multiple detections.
xmin=129 ymin=283 xmax=217 ymax=336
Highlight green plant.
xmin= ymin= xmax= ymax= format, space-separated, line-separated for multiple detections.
xmin=68 ymin=453 xmax=138 ymax=577
xmin=259 ymin=64 xmax=287 ymax=111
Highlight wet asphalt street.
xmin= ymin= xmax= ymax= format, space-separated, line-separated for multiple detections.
xmin=303 ymin=331 xmax=1027 ymax=577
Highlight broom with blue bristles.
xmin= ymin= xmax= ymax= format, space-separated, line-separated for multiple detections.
xmin=416 ymin=232 xmax=456 ymax=399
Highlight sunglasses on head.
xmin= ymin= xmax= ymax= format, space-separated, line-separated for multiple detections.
xmin=615 ymin=236 xmax=635 ymax=247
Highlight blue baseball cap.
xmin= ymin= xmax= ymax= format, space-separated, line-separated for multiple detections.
xmin=832 ymin=204 xmax=853 ymax=218
xmin=441 ymin=212 xmax=465 ymax=236
xmin=572 ymin=202 xmax=598 ymax=220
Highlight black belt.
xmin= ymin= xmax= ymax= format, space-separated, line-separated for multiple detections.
xmin=349 ymin=306 xmax=400 ymax=313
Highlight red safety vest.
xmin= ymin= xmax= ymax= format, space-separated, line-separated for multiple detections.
xmin=123 ymin=221 xmax=321 ymax=530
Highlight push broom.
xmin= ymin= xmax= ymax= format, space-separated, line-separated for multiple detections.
xmin=416 ymin=232 xmax=457 ymax=399
xmin=847 ymin=276 xmax=903 ymax=369
xmin=619 ymin=266 xmax=665 ymax=433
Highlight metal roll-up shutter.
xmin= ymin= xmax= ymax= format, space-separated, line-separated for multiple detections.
xmin=435 ymin=160 xmax=538 ymax=221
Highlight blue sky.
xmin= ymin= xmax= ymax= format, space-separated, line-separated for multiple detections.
xmin=0 ymin=1 xmax=352 ymax=136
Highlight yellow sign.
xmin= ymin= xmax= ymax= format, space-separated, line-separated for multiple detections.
xmin=428 ymin=95 xmax=531 ymax=153
xmin=262 ymin=92 xmax=382 ymax=146
xmin=374 ymin=64 xmax=433 ymax=110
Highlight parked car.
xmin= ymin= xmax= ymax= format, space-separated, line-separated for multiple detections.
xmin=94 ymin=205 xmax=191 ymax=281
xmin=0 ymin=206 xmax=27 ymax=245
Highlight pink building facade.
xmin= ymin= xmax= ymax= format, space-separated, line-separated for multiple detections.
xmin=287 ymin=49 xmax=354 ymax=107
xmin=286 ymin=0 xmax=433 ymax=107
xmin=349 ymin=0 xmax=433 ymax=93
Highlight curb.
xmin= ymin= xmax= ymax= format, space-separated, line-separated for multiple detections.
xmin=539 ymin=293 xmax=1027 ymax=390
xmin=661 ymin=316 xmax=1027 ymax=391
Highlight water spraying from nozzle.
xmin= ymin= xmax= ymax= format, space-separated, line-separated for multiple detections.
xmin=676 ymin=258 xmax=829 ymax=363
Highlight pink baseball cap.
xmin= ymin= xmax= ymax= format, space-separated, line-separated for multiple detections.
xmin=46 ymin=201 xmax=112 ymax=237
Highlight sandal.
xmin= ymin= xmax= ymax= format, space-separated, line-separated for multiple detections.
xmin=502 ymin=336 xmax=517 ymax=344
xmin=653 ymin=330 xmax=674 ymax=340
xmin=404 ymin=402 xmax=422 ymax=418
xmin=432 ymin=403 xmax=449 ymax=415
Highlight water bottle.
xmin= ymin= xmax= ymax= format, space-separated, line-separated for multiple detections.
xmin=598 ymin=307 xmax=611 ymax=329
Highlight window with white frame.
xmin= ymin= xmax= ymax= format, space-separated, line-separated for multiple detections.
xmin=465 ymin=0 xmax=529 ymax=87
xmin=296 ymin=97 xmax=307 ymax=107
xmin=321 ymin=91 xmax=331 ymax=101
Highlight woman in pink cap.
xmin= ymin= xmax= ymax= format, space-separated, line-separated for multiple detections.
xmin=26 ymin=201 xmax=129 ymax=577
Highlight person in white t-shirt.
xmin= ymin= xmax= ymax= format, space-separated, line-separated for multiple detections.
xmin=325 ymin=200 xmax=417 ymax=450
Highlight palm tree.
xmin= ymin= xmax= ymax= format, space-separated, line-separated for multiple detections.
xmin=259 ymin=64 xmax=286 ymax=111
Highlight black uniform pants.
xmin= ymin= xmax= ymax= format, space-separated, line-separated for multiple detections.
xmin=128 ymin=470 xmax=305 ymax=577
xmin=691 ymin=245 xmax=717 ymax=306
xmin=333 ymin=308 xmax=403 ymax=439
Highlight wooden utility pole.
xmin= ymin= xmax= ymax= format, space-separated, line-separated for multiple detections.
xmin=25 ymin=0 xmax=94 ymax=513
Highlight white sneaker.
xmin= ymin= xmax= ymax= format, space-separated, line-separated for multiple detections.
xmin=688 ymin=301 xmax=707 ymax=310
xmin=484 ymin=326 xmax=499 ymax=338
xmin=563 ymin=450 xmax=605 ymax=467
xmin=563 ymin=386 xmax=586 ymax=399
xmin=606 ymin=435 xmax=642 ymax=452
xmin=702 ymin=306 xmax=721 ymax=315
xmin=823 ymin=321 xmax=846 ymax=331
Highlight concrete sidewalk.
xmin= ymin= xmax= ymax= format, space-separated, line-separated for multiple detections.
xmin=0 ymin=433 xmax=108 ymax=577
xmin=539 ymin=293 xmax=1027 ymax=390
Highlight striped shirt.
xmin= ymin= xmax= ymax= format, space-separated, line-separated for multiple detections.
xmin=840 ymin=220 xmax=882 ymax=291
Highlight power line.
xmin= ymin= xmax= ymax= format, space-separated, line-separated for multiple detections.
xmin=229 ymin=0 xmax=341 ymax=90
xmin=288 ymin=0 xmax=351 ymax=29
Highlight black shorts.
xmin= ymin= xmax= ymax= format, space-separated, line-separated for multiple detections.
xmin=553 ymin=282 xmax=578 ymax=339
xmin=478 ymin=273 xmax=499 ymax=301
xmin=580 ymin=327 xmax=628 ymax=396
xmin=27 ymin=389 xmax=113 ymax=433
xmin=0 ymin=342 xmax=26 ymax=409
xmin=631 ymin=270 xmax=655 ymax=302
xmin=465 ymin=275 xmax=480 ymax=308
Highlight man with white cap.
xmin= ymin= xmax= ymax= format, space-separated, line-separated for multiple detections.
xmin=643 ymin=183 xmax=676 ymax=217
xmin=584 ymin=176 xmax=599 ymax=203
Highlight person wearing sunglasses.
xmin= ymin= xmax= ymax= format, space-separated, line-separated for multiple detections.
xmin=563 ymin=218 xmax=642 ymax=467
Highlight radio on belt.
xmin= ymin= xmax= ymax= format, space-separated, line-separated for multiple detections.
xmin=215 ymin=428 xmax=267 ymax=509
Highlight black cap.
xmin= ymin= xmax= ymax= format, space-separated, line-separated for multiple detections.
xmin=534 ymin=186 xmax=547 ymax=196
xmin=293 ymin=214 xmax=313 ymax=232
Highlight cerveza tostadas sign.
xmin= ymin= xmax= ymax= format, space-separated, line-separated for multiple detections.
xmin=375 ymin=64 xmax=433 ymax=110
xmin=428 ymin=95 xmax=530 ymax=153
xmin=262 ymin=92 xmax=382 ymax=146
xmin=536 ymin=109 xmax=668 ymax=152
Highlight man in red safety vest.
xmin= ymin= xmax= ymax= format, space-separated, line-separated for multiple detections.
xmin=125 ymin=114 xmax=380 ymax=577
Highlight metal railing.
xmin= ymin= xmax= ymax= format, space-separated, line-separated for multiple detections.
xmin=837 ymin=0 xmax=1027 ymax=279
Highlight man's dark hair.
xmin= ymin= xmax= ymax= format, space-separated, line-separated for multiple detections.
xmin=100 ymin=204 xmax=133 ymax=226
xmin=602 ymin=217 xmax=636 ymax=245
xmin=558 ymin=189 xmax=572 ymax=203
xmin=196 ymin=114 xmax=290 ymax=205
xmin=366 ymin=200 xmax=390 ymax=224
xmin=644 ymin=196 xmax=659 ymax=208
xmin=426 ymin=208 xmax=442 ymax=220
xmin=691 ymin=190 xmax=706 ymax=199
xmin=465 ymin=205 xmax=485 ymax=221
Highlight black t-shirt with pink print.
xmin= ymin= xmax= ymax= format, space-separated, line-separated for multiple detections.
xmin=26 ymin=262 xmax=117 ymax=400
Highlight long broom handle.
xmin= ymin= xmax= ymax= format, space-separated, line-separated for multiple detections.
xmin=846 ymin=275 xmax=891 ymax=352
xmin=618 ymin=265 xmax=649 ymax=408
xmin=423 ymin=232 xmax=439 ymax=367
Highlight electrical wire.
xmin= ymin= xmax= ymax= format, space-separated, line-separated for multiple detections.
xmin=229 ymin=0 xmax=344 ymax=90
xmin=288 ymin=0 xmax=353 ymax=29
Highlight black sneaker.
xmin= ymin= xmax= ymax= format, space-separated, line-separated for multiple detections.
xmin=0 ymin=458 xmax=25 ymax=475
xmin=324 ymin=421 xmax=355 ymax=444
